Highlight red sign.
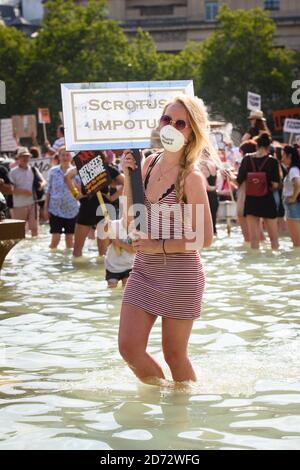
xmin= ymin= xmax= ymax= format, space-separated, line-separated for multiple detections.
xmin=273 ymin=107 xmax=300 ymax=132
xmin=38 ymin=108 xmax=51 ymax=124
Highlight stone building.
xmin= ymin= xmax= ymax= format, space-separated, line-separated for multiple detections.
xmin=107 ymin=0 xmax=300 ymax=52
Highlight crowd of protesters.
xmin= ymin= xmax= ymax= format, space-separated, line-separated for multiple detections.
xmin=1 ymin=109 xmax=300 ymax=287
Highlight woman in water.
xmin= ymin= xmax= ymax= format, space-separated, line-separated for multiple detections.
xmin=119 ymin=95 xmax=216 ymax=385
xmin=282 ymin=145 xmax=300 ymax=247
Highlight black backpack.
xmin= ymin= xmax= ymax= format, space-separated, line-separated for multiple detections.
xmin=31 ymin=166 xmax=45 ymax=204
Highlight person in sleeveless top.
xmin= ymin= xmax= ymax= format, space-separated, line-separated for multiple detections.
xmin=119 ymin=95 xmax=217 ymax=385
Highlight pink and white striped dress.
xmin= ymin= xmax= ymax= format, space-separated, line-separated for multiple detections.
xmin=122 ymin=155 xmax=205 ymax=320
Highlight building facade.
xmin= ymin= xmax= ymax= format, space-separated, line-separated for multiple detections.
xmin=107 ymin=0 xmax=300 ymax=52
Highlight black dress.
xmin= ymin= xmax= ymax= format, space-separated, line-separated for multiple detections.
xmin=277 ymin=163 xmax=288 ymax=218
xmin=237 ymin=154 xmax=280 ymax=219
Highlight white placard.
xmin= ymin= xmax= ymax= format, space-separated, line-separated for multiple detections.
xmin=283 ymin=118 xmax=300 ymax=134
xmin=61 ymin=80 xmax=194 ymax=151
xmin=29 ymin=157 xmax=52 ymax=181
xmin=247 ymin=91 xmax=261 ymax=111
xmin=0 ymin=119 xmax=18 ymax=152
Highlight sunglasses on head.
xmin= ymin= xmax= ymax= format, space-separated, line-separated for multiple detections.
xmin=159 ymin=114 xmax=190 ymax=131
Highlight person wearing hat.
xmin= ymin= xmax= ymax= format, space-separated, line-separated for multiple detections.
xmin=9 ymin=147 xmax=46 ymax=237
xmin=242 ymin=110 xmax=271 ymax=143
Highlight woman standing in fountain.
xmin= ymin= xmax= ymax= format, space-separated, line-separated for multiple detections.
xmin=119 ymin=95 xmax=215 ymax=384
xmin=282 ymin=145 xmax=300 ymax=247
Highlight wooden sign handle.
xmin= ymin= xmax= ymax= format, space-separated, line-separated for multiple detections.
xmin=42 ymin=123 xmax=48 ymax=142
xmin=129 ymin=149 xmax=147 ymax=232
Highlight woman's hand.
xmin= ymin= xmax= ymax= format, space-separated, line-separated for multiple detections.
xmin=285 ymin=196 xmax=296 ymax=204
xmin=121 ymin=150 xmax=137 ymax=176
xmin=131 ymin=231 xmax=161 ymax=253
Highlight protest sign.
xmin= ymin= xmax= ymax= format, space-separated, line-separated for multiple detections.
xmin=61 ymin=80 xmax=194 ymax=151
xmin=247 ymin=92 xmax=261 ymax=111
xmin=73 ymin=151 xmax=111 ymax=195
xmin=29 ymin=157 xmax=52 ymax=181
xmin=38 ymin=108 xmax=51 ymax=124
xmin=62 ymin=80 xmax=194 ymax=232
xmin=273 ymin=107 xmax=300 ymax=132
xmin=12 ymin=115 xmax=37 ymax=139
xmin=38 ymin=108 xmax=51 ymax=141
xmin=283 ymin=118 xmax=300 ymax=134
xmin=73 ymin=150 xmax=113 ymax=224
xmin=0 ymin=119 xmax=18 ymax=152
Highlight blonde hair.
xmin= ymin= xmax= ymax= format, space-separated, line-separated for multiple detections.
xmin=162 ymin=95 xmax=220 ymax=204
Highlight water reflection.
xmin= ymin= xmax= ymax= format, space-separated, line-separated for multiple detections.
xmin=0 ymin=225 xmax=300 ymax=449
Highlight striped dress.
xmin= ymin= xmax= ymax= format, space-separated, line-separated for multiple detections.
xmin=122 ymin=155 xmax=205 ymax=320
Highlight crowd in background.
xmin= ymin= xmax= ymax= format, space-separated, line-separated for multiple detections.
xmin=1 ymin=110 xmax=300 ymax=288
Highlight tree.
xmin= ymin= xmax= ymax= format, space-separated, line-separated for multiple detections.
xmin=0 ymin=25 xmax=30 ymax=118
xmin=159 ymin=42 xmax=203 ymax=93
xmin=127 ymin=28 xmax=161 ymax=81
xmin=27 ymin=0 xmax=132 ymax=136
xmin=199 ymin=5 xmax=298 ymax=131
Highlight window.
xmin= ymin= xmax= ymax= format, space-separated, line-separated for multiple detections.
xmin=140 ymin=6 xmax=174 ymax=16
xmin=205 ymin=1 xmax=218 ymax=22
xmin=264 ymin=0 xmax=280 ymax=11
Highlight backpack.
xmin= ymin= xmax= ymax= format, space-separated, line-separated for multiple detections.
xmin=245 ymin=155 xmax=269 ymax=197
xmin=31 ymin=165 xmax=45 ymax=204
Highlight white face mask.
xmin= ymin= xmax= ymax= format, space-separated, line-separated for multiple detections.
xmin=159 ymin=125 xmax=185 ymax=153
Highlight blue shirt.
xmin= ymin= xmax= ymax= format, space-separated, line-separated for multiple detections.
xmin=47 ymin=165 xmax=79 ymax=219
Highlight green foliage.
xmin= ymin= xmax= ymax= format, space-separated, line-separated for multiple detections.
xmin=199 ymin=5 xmax=298 ymax=130
xmin=0 ymin=25 xmax=30 ymax=117
xmin=159 ymin=42 xmax=203 ymax=92
xmin=127 ymin=29 xmax=160 ymax=81
xmin=27 ymin=0 xmax=131 ymax=134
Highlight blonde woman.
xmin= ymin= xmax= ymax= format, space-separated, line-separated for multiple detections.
xmin=119 ymin=95 xmax=216 ymax=385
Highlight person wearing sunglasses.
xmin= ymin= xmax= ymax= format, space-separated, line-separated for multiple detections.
xmin=118 ymin=94 xmax=218 ymax=386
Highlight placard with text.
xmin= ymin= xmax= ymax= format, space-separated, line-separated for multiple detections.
xmin=61 ymin=80 xmax=194 ymax=151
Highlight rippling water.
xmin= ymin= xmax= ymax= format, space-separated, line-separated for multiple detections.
xmin=0 ymin=225 xmax=300 ymax=450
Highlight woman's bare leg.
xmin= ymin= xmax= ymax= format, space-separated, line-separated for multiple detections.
xmin=162 ymin=318 xmax=196 ymax=382
xmin=264 ymin=218 xmax=279 ymax=250
xmin=50 ymin=233 xmax=60 ymax=249
xmin=65 ymin=234 xmax=74 ymax=249
xmin=287 ymin=220 xmax=300 ymax=247
xmin=73 ymin=223 xmax=91 ymax=257
xmin=119 ymin=304 xmax=165 ymax=383
xmin=247 ymin=215 xmax=261 ymax=250
xmin=238 ymin=216 xmax=249 ymax=242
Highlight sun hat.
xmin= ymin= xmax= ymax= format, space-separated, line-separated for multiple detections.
xmin=248 ymin=110 xmax=266 ymax=121
xmin=16 ymin=146 xmax=31 ymax=157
